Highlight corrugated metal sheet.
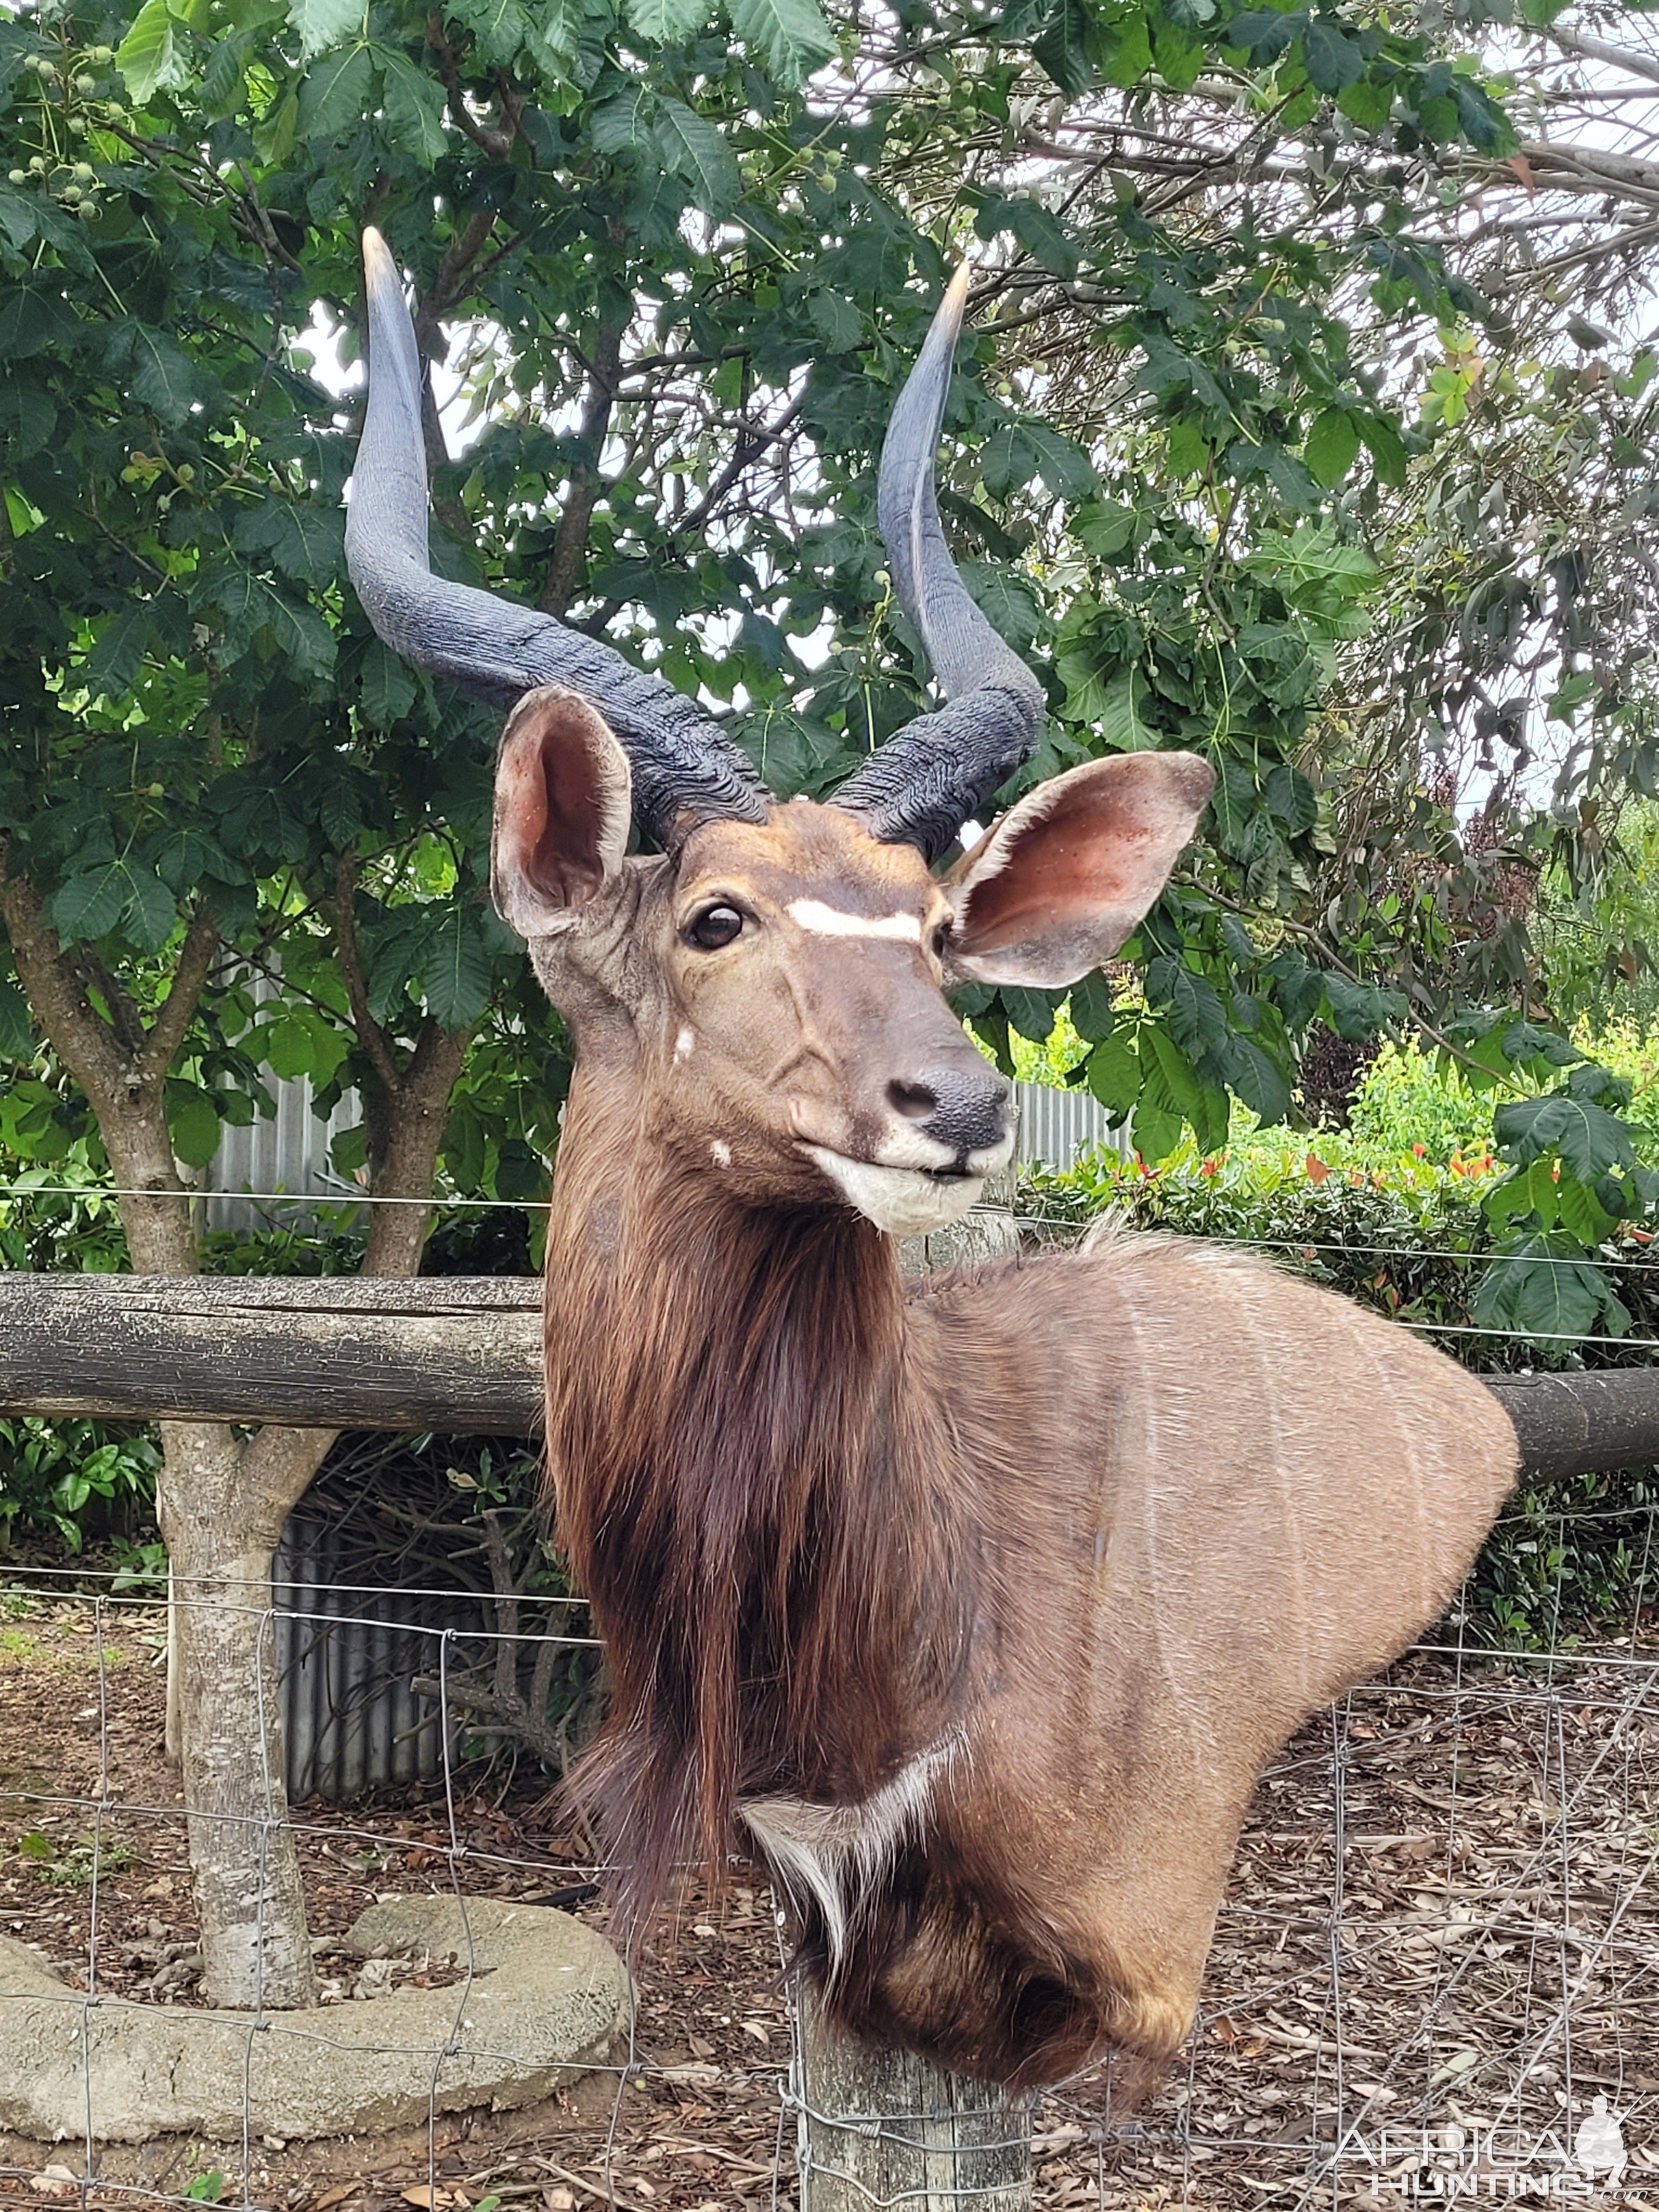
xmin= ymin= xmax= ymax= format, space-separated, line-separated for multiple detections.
xmin=201 ymin=971 xmax=363 ymax=1234
xmin=273 ymin=1517 xmax=476 ymax=1799
xmin=1012 ymin=1079 xmax=1130 ymax=1172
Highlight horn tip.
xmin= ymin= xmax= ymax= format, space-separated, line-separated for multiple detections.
xmin=362 ymin=225 xmax=395 ymax=284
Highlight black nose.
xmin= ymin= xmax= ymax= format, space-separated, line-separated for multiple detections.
xmin=887 ymin=1064 xmax=1012 ymax=1159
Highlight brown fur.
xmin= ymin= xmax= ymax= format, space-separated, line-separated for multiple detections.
xmin=543 ymin=1085 xmax=1517 ymax=2090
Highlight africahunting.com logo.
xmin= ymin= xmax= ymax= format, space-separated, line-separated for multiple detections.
xmin=1342 ymin=2098 xmax=1634 ymax=2199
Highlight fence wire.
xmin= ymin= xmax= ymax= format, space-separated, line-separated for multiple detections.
xmin=0 ymin=1528 xmax=1655 ymax=2212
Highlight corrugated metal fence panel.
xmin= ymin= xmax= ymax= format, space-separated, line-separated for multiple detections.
xmin=274 ymin=1516 xmax=476 ymax=1800
xmin=201 ymin=970 xmax=363 ymax=1235
xmin=1012 ymin=1079 xmax=1130 ymax=1172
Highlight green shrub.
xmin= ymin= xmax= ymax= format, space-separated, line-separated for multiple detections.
xmin=0 ymin=1418 xmax=162 ymax=1554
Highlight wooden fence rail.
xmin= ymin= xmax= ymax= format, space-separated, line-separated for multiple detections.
xmin=1 ymin=1274 xmax=1657 ymax=1480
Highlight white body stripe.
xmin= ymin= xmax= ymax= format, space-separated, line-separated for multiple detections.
xmin=787 ymin=900 xmax=923 ymax=943
xmin=740 ymin=1729 xmax=965 ymax=1970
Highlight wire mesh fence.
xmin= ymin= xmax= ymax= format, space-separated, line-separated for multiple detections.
xmin=0 ymin=1539 xmax=1655 ymax=2212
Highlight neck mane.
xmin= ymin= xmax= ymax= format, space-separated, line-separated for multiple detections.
xmin=541 ymin=1061 xmax=974 ymax=1940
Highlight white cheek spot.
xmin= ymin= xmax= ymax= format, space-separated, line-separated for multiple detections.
xmin=674 ymin=1026 xmax=695 ymax=1063
xmin=711 ymin=1140 xmax=732 ymax=1169
xmin=787 ymin=899 xmax=923 ymax=943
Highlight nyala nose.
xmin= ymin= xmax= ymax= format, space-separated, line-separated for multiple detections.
xmin=887 ymin=1064 xmax=1012 ymax=1157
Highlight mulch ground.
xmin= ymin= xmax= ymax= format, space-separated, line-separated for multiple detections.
xmin=2 ymin=1585 xmax=1657 ymax=2210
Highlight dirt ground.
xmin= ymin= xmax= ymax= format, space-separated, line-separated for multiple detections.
xmin=2 ymin=1585 xmax=1657 ymax=2211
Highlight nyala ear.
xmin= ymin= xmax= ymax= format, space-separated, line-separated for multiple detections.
xmin=941 ymin=752 xmax=1215 ymax=989
xmin=492 ymin=687 xmax=633 ymax=940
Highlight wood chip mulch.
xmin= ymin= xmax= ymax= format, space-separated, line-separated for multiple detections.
xmin=2 ymin=1594 xmax=1656 ymax=2209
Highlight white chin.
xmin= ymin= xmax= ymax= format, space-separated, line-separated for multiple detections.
xmin=805 ymin=1149 xmax=984 ymax=1238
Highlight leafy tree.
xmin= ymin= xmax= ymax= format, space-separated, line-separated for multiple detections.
xmin=3 ymin=0 xmax=1657 ymax=2007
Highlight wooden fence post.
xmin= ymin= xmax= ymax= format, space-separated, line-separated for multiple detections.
xmin=792 ymin=1982 xmax=1032 ymax=2212
xmin=794 ymin=1190 xmax=1033 ymax=2212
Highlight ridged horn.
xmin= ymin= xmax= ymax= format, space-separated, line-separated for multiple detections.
xmin=344 ymin=228 xmax=772 ymax=850
xmin=832 ymin=265 xmax=1047 ymax=865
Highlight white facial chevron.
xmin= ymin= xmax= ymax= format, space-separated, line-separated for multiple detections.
xmin=787 ymin=900 xmax=923 ymax=942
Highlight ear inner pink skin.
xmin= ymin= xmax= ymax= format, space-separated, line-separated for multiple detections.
xmin=491 ymin=688 xmax=633 ymax=935
xmin=945 ymin=753 xmax=1215 ymax=989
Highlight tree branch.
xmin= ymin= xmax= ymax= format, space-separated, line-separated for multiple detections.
xmin=332 ymin=851 xmax=400 ymax=1099
xmin=0 ymin=860 xmax=128 ymax=1115
xmin=142 ymin=905 xmax=221 ymax=1081
xmin=1542 ymin=21 xmax=1659 ymax=92
xmin=538 ymin=314 xmax=625 ymax=617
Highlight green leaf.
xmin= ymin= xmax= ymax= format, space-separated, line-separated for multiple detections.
xmin=0 ymin=189 xmax=37 ymax=253
xmin=119 ymin=864 xmax=176 ymax=953
xmin=105 ymin=321 xmax=200 ymax=429
xmin=727 ymin=0 xmax=836 ymax=89
xmin=1152 ymin=16 xmax=1203 ymax=90
xmin=379 ymin=51 xmax=449 ymax=165
xmin=961 ymin=562 xmax=1043 ymax=653
xmin=167 ymin=1085 xmax=224 ymax=1170
xmin=1069 ymin=970 xmax=1115 ymax=1045
xmin=1323 ymin=973 xmax=1406 ymax=1041
xmin=1225 ymin=9 xmax=1297 ymax=63
xmin=233 ymin=499 xmax=346 ymax=588
xmin=0 ymin=376 xmax=55 ymax=464
xmin=298 ymin=43 xmax=373 ymax=137
xmin=1001 ymin=985 xmax=1058 ymax=1042
xmin=1304 ymin=407 xmax=1360 ymax=488
xmin=1032 ymin=0 xmax=1093 ymax=94
xmin=983 ymin=420 xmax=1096 ymax=501
xmin=1086 ymin=1033 xmax=1141 ymax=1118
xmin=654 ymin=99 xmax=740 ymax=215
xmin=1301 ymin=18 xmax=1365 ymax=94
xmin=1006 ymin=198 xmax=1080 ymax=280
xmin=0 ymin=285 xmax=80 ymax=362
xmin=49 ymin=865 xmax=126 ymax=943
xmin=116 ymin=0 xmax=182 ymax=105
xmin=420 ymin=909 xmax=492 ymax=1029
xmin=524 ymin=0 xmax=583 ymax=72
xmin=81 ymin=607 xmax=151 ymax=701
xmin=359 ymin=636 xmax=419 ymax=726
xmin=1450 ymin=73 xmax=1513 ymax=155
xmin=1096 ymin=672 xmax=1156 ymax=752
xmin=1099 ymin=8 xmax=1152 ymax=86
xmin=0 ymin=973 xmax=34 ymax=1063
xmin=625 ymin=0 xmax=707 ymax=36
xmin=1493 ymin=1089 xmax=1636 ymax=1183
xmin=1217 ymin=1033 xmax=1291 ymax=1125
xmin=1472 ymin=1233 xmax=1628 ymax=1347
xmin=1336 ymin=74 xmax=1392 ymax=129
xmin=199 ymin=27 xmax=252 ymax=115
xmin=331 ymin=1122 xmax=370 ymax=1177
xmin=289 ymin=0 xmax=362 ymax=60
xmin=445 ymin=0 xmax=531 ymax=65
xmin=1356 ymin=411 xmax=1408 ymax=486
xmin=806 ymin=287 xmax=861 ymax=353
xmin=1146 ymin=956 xmax=1227 ymax=1057
xmin=591 ymin=80 xmax=657 ymax=155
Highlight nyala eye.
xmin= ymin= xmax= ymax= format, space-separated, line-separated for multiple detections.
xmin=930 ymin=920 xmax=951 ymax=961
xmin=688 ymin=905 xmax=744 ymax=950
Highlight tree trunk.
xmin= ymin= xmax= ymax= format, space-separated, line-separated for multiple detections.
xmin=793 ymin=1985 xmax=1032 ymax=2212
xmin=157 ymin=1424 xmax=327 ymax=2010
xmin=96 ymin=1114 xmax=331 ymax=2011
